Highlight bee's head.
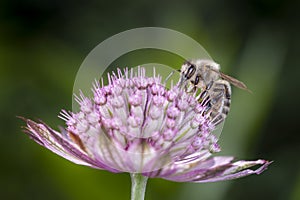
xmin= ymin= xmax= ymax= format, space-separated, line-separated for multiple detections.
xmin=178 ymin=60 xmax=197 ymax=87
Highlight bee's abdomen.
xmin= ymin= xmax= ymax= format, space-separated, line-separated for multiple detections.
xmin=199 ymin=80 xmax=231 ymax=126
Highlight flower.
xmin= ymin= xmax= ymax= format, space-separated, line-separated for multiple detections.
xmin=22 ymin=67 xmax=270 ymax=182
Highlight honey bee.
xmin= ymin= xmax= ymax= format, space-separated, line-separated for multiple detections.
xmin=178 ymin=59 xmax=250 ymax=125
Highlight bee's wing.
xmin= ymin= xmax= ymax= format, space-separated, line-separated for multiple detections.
xmin=219 ymin=72 xmax=252 ymax=93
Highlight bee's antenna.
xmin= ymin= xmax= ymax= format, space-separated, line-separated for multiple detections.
xmin=163 ymin=70 xmax=175 ymax=85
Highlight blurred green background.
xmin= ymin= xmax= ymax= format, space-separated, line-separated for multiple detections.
xmin=1 ymin=0 xmax=299 ymax=200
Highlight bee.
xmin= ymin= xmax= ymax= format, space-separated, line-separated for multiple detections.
xmin=178 ymin=59 xmax=250 ymax=125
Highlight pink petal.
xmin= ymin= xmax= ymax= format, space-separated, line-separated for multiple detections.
xmin=23 ymin=118 xmax=120 ymax=172
xmin=147 ymin=153 xmax=271 ymax=182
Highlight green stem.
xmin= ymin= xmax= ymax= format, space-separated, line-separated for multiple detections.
xmin=130 ymin=173 xmax=148 ymax=200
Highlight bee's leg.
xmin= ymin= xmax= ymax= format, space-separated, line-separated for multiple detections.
xmin=197 ymin=90 xmax=212 ymax=117
xmin=185 ymin=84 xmax=197 ymax=94
xmin=191 ymin=86 xmax=197 ymax=94
xmin=211 ymin=114 xmax=225 ymax=126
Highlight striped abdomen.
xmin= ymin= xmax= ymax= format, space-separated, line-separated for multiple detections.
xmin=199 ymin=79 xmax=231 ymax=126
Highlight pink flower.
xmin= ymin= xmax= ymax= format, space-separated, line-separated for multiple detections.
xmin=22 ymin=67 xmax=270 ymax=182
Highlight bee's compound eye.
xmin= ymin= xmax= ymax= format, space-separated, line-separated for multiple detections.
xmin=185 ymin=65 xmax=196 ymax=79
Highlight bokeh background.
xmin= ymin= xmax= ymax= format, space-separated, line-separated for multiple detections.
xmin=1 ymin=0 xmax=300 ymax=200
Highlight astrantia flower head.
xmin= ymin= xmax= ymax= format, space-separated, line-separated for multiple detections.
xmin=22 ymin=67 xmax=270 ymax=199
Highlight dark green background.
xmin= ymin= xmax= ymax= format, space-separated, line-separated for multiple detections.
xmin=1 ymin=0 xmax=299 ymax=200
